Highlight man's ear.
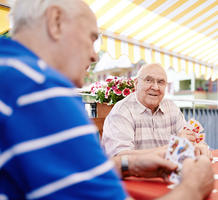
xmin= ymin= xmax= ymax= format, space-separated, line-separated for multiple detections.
xmin=45 ymin=6 xmax=64 ymax=41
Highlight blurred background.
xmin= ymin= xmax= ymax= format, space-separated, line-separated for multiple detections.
xmin=1 ymin=0 xmax=218 ymax=148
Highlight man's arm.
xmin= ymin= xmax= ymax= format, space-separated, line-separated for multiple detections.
xmin=157 ymin=156 xmax=214 ymax=200
xmin=112 ymin=153 xmax=177 ymax=179
xmin=113 ymin=154 xmax=214 ymax=200
xmin=102 ymin=103 xmax=136 ymax=157
xmin=117 ymin=145 xmax=168 ymax=158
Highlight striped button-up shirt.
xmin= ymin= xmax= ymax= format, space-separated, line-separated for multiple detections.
xmin=102 ymin=93 xmax=186 ymax=157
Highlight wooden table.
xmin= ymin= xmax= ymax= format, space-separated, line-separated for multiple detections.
xmin=123 ymin=150 xmax=218 ymax=200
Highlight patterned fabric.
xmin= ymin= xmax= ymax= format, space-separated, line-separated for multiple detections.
xmin=0 ymin=38 xmax=127 ymax=200
xmin=102 ymin=93 xmax=186 ymax=157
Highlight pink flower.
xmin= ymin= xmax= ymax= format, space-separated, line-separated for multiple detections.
xmin=95 ymin=81 xmax=101 ymax=86
xmin=88 ymin=76 xmax=135 ymax=105
xmin=105 ymin=87 xmax=110 ymax=98
xmin=90 ymin=86 xmax=98 ymax=94
xmin=123 ymin=88 xmax=130 ymax=96
xmin=91 ymin=86 xmax=95 ymax=92
xmin=114 ymin=88 xmax=122 ymax=95
xmin=112 ymin=86 xmax=117 ymax=90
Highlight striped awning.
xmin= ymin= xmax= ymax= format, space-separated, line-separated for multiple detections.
xmin=1 ymin=0 xmax=218 ymax=79
xmin=0 ymin=1 xmax=9 ymax=34
xmin=84 ymin=0 xmax=218 ymax=79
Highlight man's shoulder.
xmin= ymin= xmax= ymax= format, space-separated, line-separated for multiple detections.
xmin=161 ymin=98 xmax=180 ymax=113
xmin=0 ymin=57 xmax=45 ymax=95
xmin=113 ymin=93 xmax=136 ymax=110
xmin=0 ymin=56 xmax=74 ymax=110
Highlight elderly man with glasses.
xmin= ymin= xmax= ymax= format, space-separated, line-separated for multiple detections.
xmin=102 ymin=63 xmax=211 ymax=159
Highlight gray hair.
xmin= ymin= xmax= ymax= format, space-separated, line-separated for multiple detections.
xmin=9 ymin=0 xmax=79 ymax=35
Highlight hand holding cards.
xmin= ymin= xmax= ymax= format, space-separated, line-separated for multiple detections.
xmin=184 ymin=118 xmax=205 ymax=144
xmin=166 ymin=135 xmax=195 ymax=184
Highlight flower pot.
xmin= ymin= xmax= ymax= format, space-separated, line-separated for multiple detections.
xmin=96 ymin=103 xmax=113 ymax=118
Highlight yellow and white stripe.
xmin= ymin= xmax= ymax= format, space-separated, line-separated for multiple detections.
xmin=99 ymin=34 xmax=218 ymax=78
xmin=2 ymin=0 xmax=217 ymax=79
xmin=84 ymin=0 xmax=218 ymax=79
xmin=0 ymin=3 xmax=9 ymax=34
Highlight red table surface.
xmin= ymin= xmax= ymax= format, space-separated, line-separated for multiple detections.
xmin=123 ymin=150 xmax=218 ymax=200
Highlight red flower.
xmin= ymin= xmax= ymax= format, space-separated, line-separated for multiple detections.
xmin=106 ymin=78 xmax=113 ymax=82
xmin=114 ymin=88 xmax=122 ymax=95
xmin=105 ymin=91 xmax=109 ymax=98
xmin=123 ymin=88 xmax=130 ymax=96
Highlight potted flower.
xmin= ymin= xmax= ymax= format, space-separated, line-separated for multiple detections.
xmin=90 ymin=76 xmax=135 ymax=117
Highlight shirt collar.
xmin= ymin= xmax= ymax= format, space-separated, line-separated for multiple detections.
xmin=134 ymin=93 xmax=165 ymax=114
xmin=157 ymin=101 xmax=165 ymax=114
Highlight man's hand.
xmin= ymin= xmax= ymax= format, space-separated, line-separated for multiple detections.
xmin=179 ymin=129 xmax=196 ymax=143
xmin=194 ymin=142 xmax=213 ymax=160
xmin=152 ymin=145 xmax=168 ymax=158
xmin=179 ymin=129 xmax=212 ymax=160
xmin=181 ymin=155 xmax=214 ymax=199
xmin=157 ymin=155 xmax=214 ymax=200
xmin=128 ymin=154 xmax=177 ymax=180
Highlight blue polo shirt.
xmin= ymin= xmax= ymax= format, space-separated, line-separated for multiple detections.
xmin=0 ymin=38 xmax=127 ymax=199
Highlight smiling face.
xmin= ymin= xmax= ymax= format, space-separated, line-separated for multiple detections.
xmin=135 ymin=64 xmax=167 ymax=113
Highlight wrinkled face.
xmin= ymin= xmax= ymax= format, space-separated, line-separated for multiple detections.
xmin=59 ymin=3 xmax=98 ymax=87
xmin=135 ymin=65 xmax=167 ymax=113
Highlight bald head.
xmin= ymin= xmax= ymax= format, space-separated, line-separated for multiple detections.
xmin=137 ymin=63 xmax=167 ymax=82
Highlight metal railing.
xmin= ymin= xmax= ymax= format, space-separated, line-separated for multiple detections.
xmin=170 ymin=98 xmax=218 ymax=149
xmin=169 ymin=97 xmax=218 ymax=118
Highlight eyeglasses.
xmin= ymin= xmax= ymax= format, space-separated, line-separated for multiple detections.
xmin=138 ymin=76 xmax=166 ymax=87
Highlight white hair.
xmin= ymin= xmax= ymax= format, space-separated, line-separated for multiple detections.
xmin=9 ymin=0 xmax=79 ymax=35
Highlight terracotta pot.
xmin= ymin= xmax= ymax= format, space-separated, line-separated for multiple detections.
xmin=96 ymin=103 xmax=113 ymax=118
xmin=92 ymin=118 xmax=105 ymax=138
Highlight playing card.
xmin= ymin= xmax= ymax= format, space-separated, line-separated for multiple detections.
xmin=166 ymin=136 xmax=195 ymax=168
xmin=169 ymin=172 xmax=181 ymax=185
xmin=166 ymin=135 xmax=195 ymax=184
xmin=189 ymin=119 xmax=204 ymax=133
xmin=184 ymin=119 xmax=205 ymax=144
